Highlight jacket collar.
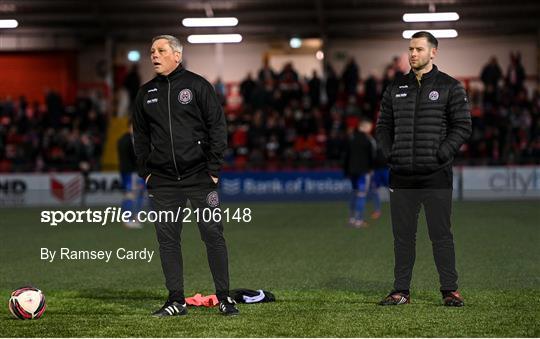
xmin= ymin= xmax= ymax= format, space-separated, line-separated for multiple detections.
xmin=407 ymin=64 xmax=438 ymax=83
xmin=155 ymin=64 xmax=185 ymax=81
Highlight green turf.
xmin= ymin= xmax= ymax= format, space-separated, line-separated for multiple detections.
xmin=0 ymin=201 xmax=539 ymax=337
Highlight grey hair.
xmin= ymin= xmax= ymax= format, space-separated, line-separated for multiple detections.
xmin=152 ymin=35 xmax=183 ymax=53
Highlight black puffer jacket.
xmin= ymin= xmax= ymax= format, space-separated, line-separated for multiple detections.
xmin=375 ymin=65 xmax=472 ymax=176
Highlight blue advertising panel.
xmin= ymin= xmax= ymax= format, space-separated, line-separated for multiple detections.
xmin=220 ymin=171 xmax=353 ymax=201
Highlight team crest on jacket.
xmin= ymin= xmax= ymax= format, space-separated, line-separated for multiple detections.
xmin=178 ymin=88 xmax=192 ymax=104
xmin=429 ymin=90 xmax=439 ymax=101
xmin=206 ymin=191 xmax=219 ymax=207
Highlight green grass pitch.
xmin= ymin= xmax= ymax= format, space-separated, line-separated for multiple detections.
xmin=0 ymin=201 xmax=539 ymax=337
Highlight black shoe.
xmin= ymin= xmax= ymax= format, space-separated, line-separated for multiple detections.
xmin=378 ymin=291 xmax=410 ymax=306
xmin=218 ymin=297 xmax=239 ymax=316
xmin=443 ymin=291 xmax=464 ymax=307
xmin=152 ymin=300 xmax=188 ymax=317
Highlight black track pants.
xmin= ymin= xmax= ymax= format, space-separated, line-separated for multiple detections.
xmin=147 ymin=171 xmax=230 ymax=301
xmin=389 ymin=188 xmax=458 ymax=291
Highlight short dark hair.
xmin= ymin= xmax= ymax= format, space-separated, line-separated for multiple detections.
xmin=411 ymin=31 xmax=438 ymax=48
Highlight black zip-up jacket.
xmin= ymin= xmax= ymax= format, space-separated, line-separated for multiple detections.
xmin=375 ymin=65 xmax=472 ymax=177
xmin=132 ymin=65 xmax=227 ymax=180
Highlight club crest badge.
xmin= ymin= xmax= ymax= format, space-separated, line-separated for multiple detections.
xmin=206 ymin=191 xmax=219 ymax=207
xmin=429 ymin=90 xmax=439 ymax=101
xmin=178 ymin=88 xmax=193 ymax=104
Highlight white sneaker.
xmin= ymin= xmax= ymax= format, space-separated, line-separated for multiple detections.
xmin=124 ymin=221 xmax=143 ymax=229
xmin=353 ymin=220 xmax=368 ymax=229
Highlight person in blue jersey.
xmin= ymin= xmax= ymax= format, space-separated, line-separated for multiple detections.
xmin=117 ymin=121 xmax=145 ymax=229
xmin=343 ymin=120 xmax=375 ymax=228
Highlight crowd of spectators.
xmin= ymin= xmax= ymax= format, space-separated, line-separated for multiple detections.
xmin=0 ymin=90 xmax=107 ymax=172
xmin=468 ymin=53 xmax=540 ymax=165
xmin=225 ymin=58 xmax=369 ymax=170
xmin=225 ymin=53 xmax=539 ymax=170
xmin=0 ymin=52 xmax=538 ymax=173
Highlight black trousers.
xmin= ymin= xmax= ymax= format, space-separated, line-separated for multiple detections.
xmin=147 ymin=170 xmax=229 ymax=301
xmin=389 ymin=188 xmax=458 ymax=291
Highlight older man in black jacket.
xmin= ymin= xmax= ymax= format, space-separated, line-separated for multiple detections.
xmin=375 ymin=31 xmax=472 ymax=307
xmin=133 ymin=35 xmax=238 ymax=316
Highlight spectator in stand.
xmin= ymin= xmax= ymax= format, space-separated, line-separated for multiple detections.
xmin=480 ymin=56 xmax=503 ymax=107
xmin=45 ymin=90 xmax=63 ymax=128
xmin=363 ymin=71 xmax=379 ymax=119
xmin=325 ymin=63 xmax=339 ymax=109
xmin=308 ymin=70 xmax=321 ymax=108
xmin=506 ymin=52 xmax=526 ymax=95
xmin=258 ymin=57 xmax=277 ymax=89
xmin=391 ymin=56 xmax=405 ymax=79
xmin=278 ymin=63 xmax=301 ymax=104
xmin=381 ymin=56 xmax=406 ymax=97
xmin=124 ymin=64 xmax=141 ymax=107
xmin=381 ymin=65 xmax=394 ymax=97
xmin=240 ymin=72 xmax=256 ymax=107
xmin=75 ymin=90 xmax=93 ymax=118
xmin=342 ymin=58 xmax=360 ymax=98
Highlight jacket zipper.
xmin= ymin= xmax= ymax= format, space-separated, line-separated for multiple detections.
xmin=412 ymin=78 xmax=421 ymax=172
xmin=167 ymin=77 xmax=181 ymax=180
